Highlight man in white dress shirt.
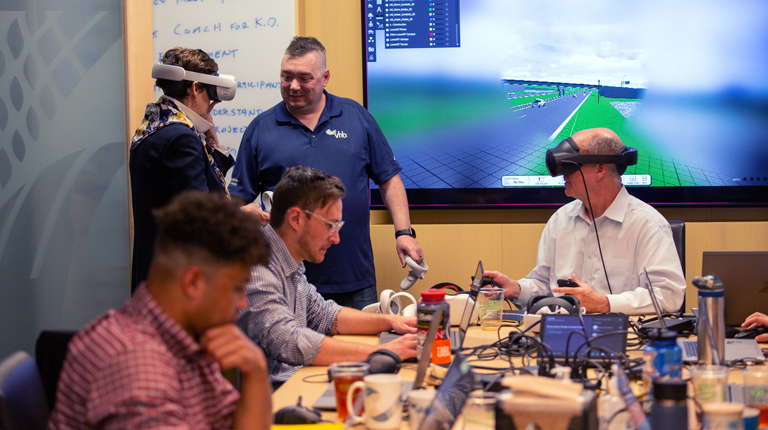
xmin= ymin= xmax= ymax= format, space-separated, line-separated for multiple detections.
xmin=486 ymin=128 xmax=685 ymax=315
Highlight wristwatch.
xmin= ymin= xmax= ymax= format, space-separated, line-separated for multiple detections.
xmin=394 ymin=227 xmax=416 ymax=239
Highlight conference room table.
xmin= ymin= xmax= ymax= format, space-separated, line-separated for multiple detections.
xmin=271 ymin=324 xmax=764 ymax=429
xmin=271 ymin=327 xmax=514 ymax=414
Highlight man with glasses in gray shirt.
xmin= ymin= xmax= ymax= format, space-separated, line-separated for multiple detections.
xmin=237 ymin=166 xmax=417 ymax=388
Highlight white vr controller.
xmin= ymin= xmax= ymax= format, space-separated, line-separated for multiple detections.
xmin=400 ymin=255 xmax=428 ymax=290
xmin=362 ymin=290 xmax=417 ymax=317
xmin=260 ymin=191 xmax=274 ymax=213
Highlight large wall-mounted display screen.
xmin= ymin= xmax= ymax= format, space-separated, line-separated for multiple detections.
xmin=363 ymin=0 xmax=768 ymax=207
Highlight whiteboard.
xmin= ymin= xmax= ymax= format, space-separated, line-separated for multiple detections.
xmin=152 ymin=0 xmax=295 ymax=179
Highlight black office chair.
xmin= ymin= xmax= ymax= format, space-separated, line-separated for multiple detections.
xmin=669 ymin=220 xmax=686 ymax=315
xmin=35 ymin=330 xmax=76 ymax=411
xmin=0 ymin=351 xmax=50 ymax=430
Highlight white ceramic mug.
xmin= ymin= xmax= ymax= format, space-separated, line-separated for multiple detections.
xmin=346 ymin=374 xmax=403 ymax=429
xmin=408 ymin=389 xmax=436 ymax=429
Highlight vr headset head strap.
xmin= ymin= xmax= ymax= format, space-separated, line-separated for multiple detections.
xmin=152 ymin=62 xmax=237 ymax=102
xmin=545 ymin=136 xmax=638 ymax=177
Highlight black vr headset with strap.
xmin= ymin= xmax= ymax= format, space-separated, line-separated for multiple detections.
xmin=151 ymin=61 xmax=237 ymax=102
xmin=545 ymin=136 xmax=638 ymax=177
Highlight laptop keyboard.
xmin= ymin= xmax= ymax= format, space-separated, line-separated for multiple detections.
xmin=683 ymin=339 xmax=698 ymax=359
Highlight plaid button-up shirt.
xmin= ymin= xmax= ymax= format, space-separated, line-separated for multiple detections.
xmin=237 ymin=225 xmax=342 ymax=384
xmin=48 ymin=286 xmax=239 ymax=429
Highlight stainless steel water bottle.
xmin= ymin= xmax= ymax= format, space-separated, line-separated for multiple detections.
xmin=693 ymin=274 xmax=725 ymax=364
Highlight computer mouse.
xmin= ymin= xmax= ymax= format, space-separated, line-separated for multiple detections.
xmin=735 ymin=326 xmax=768 ymax=339
xmin=274 ymin=397 xmax=323 ymax=425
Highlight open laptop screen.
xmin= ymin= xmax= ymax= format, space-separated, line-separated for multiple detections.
xmin=539 ymin=314 xmax=628 ymax=360
xmin=454 ymin=261 xmax=485 ymax=344
xmin=702 ymin=251 xmax=768 ymax=326
xmin=470 ymin=260 xmax=484 ymax=299
xmin=420 ymin=353 xmax=475 ymax=430
xmin=643 ymin=267 xmax=668 ymax=328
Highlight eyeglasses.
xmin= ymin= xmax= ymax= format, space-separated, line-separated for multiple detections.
xmin=304 ymin=210 xmax=344 ymax=236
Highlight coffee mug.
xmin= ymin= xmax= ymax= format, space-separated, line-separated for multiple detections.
xmin=408 ymin=389 xmax=436 ymax=429
xmin=346 ymin=374 xmax=403 ymax=429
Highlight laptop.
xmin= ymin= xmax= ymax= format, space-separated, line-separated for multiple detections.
xmin=701 ymin=251 xmax=768 ymax=327
xmin=419 ymin=353 xmax=476 ymax=430
xmin=313 ymin=302 xmax=447 ymax=410
xmin=380 ymin=260 xmax=485 ymax=352
xmin=639 ymin=268 xmax=695 ymax=333
xmin=538 ymin=313 xmax=629 ymax=363
xmin=678 ymin=337 xmax=765 ymax=364
xmin=640 ymin=266 xmax=767 ymax=364
xmin=449 ymin=260 xmax=485 ymax=351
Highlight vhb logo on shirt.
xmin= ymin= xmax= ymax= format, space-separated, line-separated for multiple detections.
xmin=326 ymin=129 xmax=348 ymax=138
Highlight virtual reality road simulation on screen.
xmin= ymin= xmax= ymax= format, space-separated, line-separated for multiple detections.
xmin=364 ymin=0 xmax=768 ymax=206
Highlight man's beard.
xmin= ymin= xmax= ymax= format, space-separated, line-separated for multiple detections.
xmin=298 ymin=231 xmax=324 ymax=264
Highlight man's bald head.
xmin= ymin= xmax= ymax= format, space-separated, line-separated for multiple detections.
xmin=571 ymin=128 xmax=626 ymax=179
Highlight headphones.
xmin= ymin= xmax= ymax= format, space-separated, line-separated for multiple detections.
xmin=361 ymin=290 xmax=417 ymax=317
xmin=429 ymin=282 xmax=463 ymax=294
xmin=526 ymin=295 xmax=582 ymax=316
xmin=152 ymin=60 xmax=237 ymax=102
xmin=365 ymin=350 xmax=401 ymax=374
xmin=545 ymin=136 xmax=638 ymax=177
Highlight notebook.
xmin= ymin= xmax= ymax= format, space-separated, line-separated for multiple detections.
xmin=701 ymin=251 xmax=768 ymax=327
xmin=538 ymin=313 xmax=628 ymax=362
xmin=313 ymin=302 xmax=447 ymax=410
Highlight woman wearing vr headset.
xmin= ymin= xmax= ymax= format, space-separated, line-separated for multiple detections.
xmin=129 ymin=47 xmax=235 ymax=293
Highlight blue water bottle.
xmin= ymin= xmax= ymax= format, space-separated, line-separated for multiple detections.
xmin=642 ymin=328 xmax=682 ymax=407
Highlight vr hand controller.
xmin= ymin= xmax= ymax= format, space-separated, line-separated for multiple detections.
xmin=400 ymin=255 xmax=428 ymax=290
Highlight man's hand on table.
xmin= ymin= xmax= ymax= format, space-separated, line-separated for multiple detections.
xmin=390 ymin=315 xmax=417 ymax=334
xmin=742 ymin=312 xmax=768 ymax=342
xmin=379 ymin=333 xmax=418 ymax=361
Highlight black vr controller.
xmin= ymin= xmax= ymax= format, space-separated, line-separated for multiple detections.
xmin=545 ymin=136 xmax=638 ymax=177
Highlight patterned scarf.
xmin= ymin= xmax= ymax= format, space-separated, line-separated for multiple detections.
xmin=131 ymin=96 xmax=228 ymax=194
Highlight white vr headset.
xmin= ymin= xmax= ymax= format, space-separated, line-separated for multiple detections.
xmin=362 ymin=290 xmax=417 ymax=317
xmin=151 ymin=63 xmax=237 ymax=102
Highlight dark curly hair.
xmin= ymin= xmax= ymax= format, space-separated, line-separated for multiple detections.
xmin=153 ymin=191 xmax=270 ymax=268
xmin=270 ymin=166 xmax=345 ymax=229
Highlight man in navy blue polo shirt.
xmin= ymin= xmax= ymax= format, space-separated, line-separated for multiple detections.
xmin=229 ymin=37 xmax=423 ymax=309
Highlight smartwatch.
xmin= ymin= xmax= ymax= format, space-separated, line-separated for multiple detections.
xmin=394 ymin=227 xmax=416 ymax=239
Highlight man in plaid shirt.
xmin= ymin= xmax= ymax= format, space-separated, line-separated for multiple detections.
xmin=48 ymin=191 xmax=273 ymax=429
xmin=238 ymin=166 xmax=418 ymax=388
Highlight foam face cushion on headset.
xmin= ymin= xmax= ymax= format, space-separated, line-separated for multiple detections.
xmin=526 ymin=295 xmax=581 ymax=315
